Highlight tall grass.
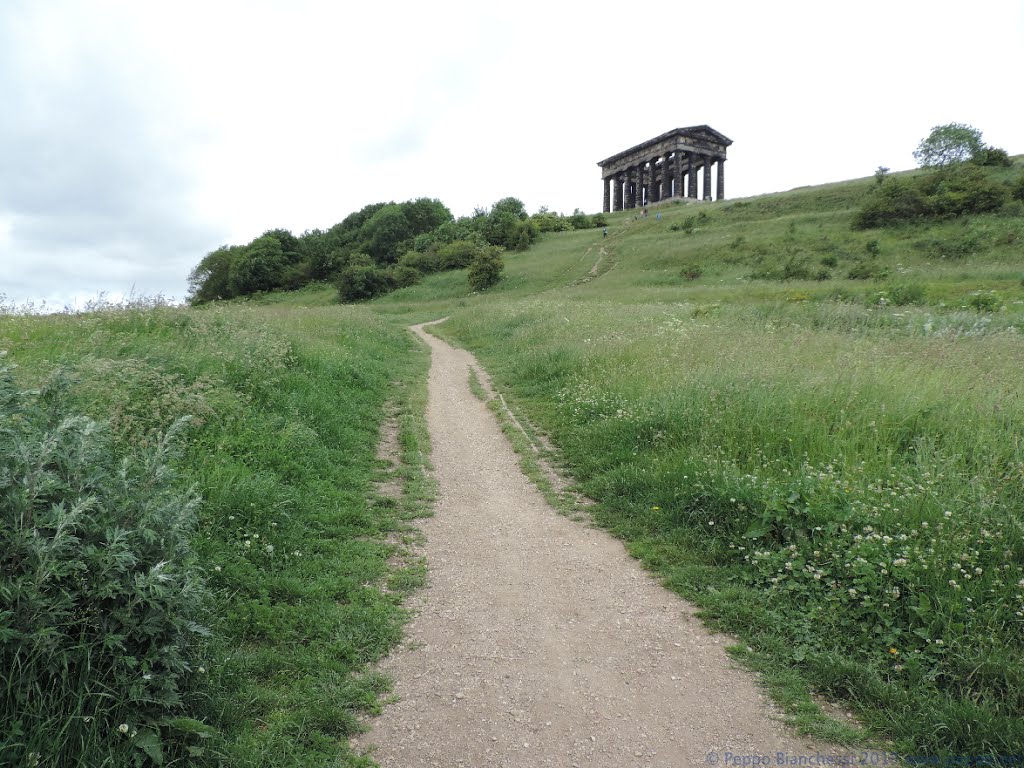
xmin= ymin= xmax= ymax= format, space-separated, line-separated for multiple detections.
xmin=1 ymin=301 xmax=428 ymax=766
xmin=411 ymin=159 xmax=1024 ymax=757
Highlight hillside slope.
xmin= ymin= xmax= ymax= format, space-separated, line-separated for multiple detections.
xmin=376 ymin=159 xmax=1024 ymax=756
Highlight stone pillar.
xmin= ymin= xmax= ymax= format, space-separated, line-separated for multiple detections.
xmin=703 ymin=155 xmax=713 ymax=201
xmin=626 ymin=167 xmax=636 ymax=209
xmin=663 ymin=153 xmax=672 ymax=199
xmin=687 ymin=152 xmax=699 ymax=198
xmin=637 ymin=163 xmax=646 ymax=208
xmin=612 ymin=173 xmax=622 ymax=211
xmin=603 ymin=177 xmax=611 ymax=213
xmin=717 ymin=158 xmax=726 ymax=201
xmin=673 ymin=152 xmax=683 ymax=199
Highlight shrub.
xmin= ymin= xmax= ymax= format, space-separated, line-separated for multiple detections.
xmin=965 ymin=291 xmax=1000 ymax=312
xmin=1012 ymin=173 xmax=1024 ymax=202
xmin=847 ymin=259 xmax=889 ymax=280
xmin=853 ymin=165 xmax=1008 ymax=229
xmin=385 ymin=265 xmax=422 ymax=289
xmin=853 ymin=178 xmax=930 ymax=228
xmin=671 ymin=216 xmax=697 ymax=234
xmin=0 ymin=363 xmax=208 ymax=767
xmin=398 ymin=250 xmax=440 ymax=274
xmin=680 ymin=264 xmax=703 ymax=281
xmin=467 ymin=247 xmax=505 ymax=291
xmin=334 ymin=254 xmax=394 ymax=302
xmin=873 ymin=282 xmax=926 ymax=306
xmin=437 ymin=239 xmax=483 ymax=270
xmin=972 ymin=146 xmax=1012 ymax=167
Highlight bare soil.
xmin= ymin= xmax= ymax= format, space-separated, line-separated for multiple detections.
xmin=355 ymin=322 xmax=836 ymax=767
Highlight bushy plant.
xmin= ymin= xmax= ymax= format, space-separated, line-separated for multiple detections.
xmin=853 ymin=165 xmax=1008 ymax=229
xmin=437 ymin=239 xmax=483 ymax=270
xmin=467 ymin=247 xmax=505 ymax=291
xmin=0 ymin=361 xmax=209 ymax=767
xmin=972 ymin=146 xmax=1012 ymax=167
xmin=1012 ymin=173 xmax=1024 ymax=202
xmin=334 ymin=254 xmax=393 ymax=302
xmin=385 ymin=264 xmax=423 ymax=289
xmin=397 ymin=249 xmax=440 ymax=274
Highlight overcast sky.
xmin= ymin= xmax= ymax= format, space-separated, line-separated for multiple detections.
xmin=1 ymin=0 xmax=1021 ymax=308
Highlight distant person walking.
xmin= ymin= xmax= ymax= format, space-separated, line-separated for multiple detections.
xmin=603 ymin=227 xmax=608 ymax=238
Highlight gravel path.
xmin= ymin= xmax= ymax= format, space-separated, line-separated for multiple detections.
xmin=355 ymin=321 xmax=834 ymax=767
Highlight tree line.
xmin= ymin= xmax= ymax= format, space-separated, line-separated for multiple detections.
xmin=187 ymin=197 xmax=607 ymax=304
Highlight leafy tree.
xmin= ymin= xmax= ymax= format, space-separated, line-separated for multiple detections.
xmin=227 ymin=235 xmax=287 ymax=296
xmin=403 ymin=197 xmax=453 ymax=234
xmin=262 ymin=228 xmax=302 ymax=262
xmin=361 ymin=204 xmax=414 ymax=264
xmin=467 ymin=246 xmax=505 ymax=291
xmin=187 ymin=245 xmax=243 ymax=304
xmin=913 ymin=123 xmax=984 ymax=168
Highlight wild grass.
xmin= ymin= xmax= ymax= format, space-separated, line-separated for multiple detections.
xmin=412 ymin=159 xmax=1024 ymax=757
xmin=1 ymin=301 xmax=428 ymax=766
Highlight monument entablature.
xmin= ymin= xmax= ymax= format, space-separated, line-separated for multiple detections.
xmin=597 ymin=126 xmax=732 ymax=211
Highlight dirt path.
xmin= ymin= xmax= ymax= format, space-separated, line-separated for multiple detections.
xmin=356 ymin=322 xmax=835 ymax=767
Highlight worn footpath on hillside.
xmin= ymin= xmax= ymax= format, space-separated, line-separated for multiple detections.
xmin=356 ymin=320 xmax=838 ymax=768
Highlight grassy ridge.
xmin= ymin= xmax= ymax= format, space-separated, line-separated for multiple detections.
xmin=396 ymin=162 xmax=1024 ymax=755
xmin=1 ymin=302 xmax=429 ymax=766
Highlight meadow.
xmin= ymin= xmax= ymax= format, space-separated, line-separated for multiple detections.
xmin=3 ymin=157 xmax=1023 ymax=764
xmin=382 ymin=160 xmax=1024 ymax=755
xmin=1 ymin=300 xmax=430 ymax=766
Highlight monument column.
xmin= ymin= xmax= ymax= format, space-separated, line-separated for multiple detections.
xmin=687 ymin=152 xmax=699 ymax=198
xmin=717 ymin=158 xmax=726 ymax=201
xmin=703 ymin=155 xmax=713 ymax=200
xmin=637 ymin=163 xmax=646 ymax=207
xmin=612 ymin=173 xmax=622 ymax=211
xmin=663 ymin=152 xmax=672 ymax=198
xmin=603 ymin=177 xmax=611 ymax=213
xmin=626 ymin=167 xmax=636 ymax=209
xmin=673 ymin=152 xmax=683 ymax=200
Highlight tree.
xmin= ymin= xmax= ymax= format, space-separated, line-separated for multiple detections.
xmin=913 ymin=123 xmax=984 ymax=168
xmin=227 ymin=235 xmax=287 ymax=296
xmin=187 ymin=245 xmax=243 ymax=304
xmin=467 ymin=247 xmax=504 ymax=291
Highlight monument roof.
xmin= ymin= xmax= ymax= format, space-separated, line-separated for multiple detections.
xmin=597 ymin=125 xmax=733 ymax=168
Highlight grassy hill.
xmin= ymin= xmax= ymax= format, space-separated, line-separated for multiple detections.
xmin=3 ymin=158 xmax=1023 ymax=765
xmin=374 ymin=160 xmax=1024 ymax=755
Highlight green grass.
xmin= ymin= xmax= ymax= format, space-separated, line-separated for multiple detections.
xmin=4 ymin=157 xmax=1023 ymax=764
xmin=1 ymin=301 xmax=429 ymax=767
xmin=388 ymin=159 xmax=1024 ymax=756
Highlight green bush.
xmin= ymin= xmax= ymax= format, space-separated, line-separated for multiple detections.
xmin=334 ymin=254 xmax=393 ymax=302
xmin=386 ymin=264 xmax=423 ymax=289
xmin=467 ymin=247 xmax=505 ymax=291
xmin=437 ymin=239 xmax=483 ymax=270
xmin=398 ymin=249 xmax=440 ymax=273
xmin=965 ymin=291 xmax=1001 ymax=312
xmin=847 ymin=258 xmax=889 ymax=280
xmin=0 ymin=364 xmax=208 ymax=767
xmin=972 ymin=146 xmax=1012 ymax=167
xmin=854 ymin=166 xmax=1009 ymax=229
xmin=1012 ymin=173 xmax=1024 ymax=202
